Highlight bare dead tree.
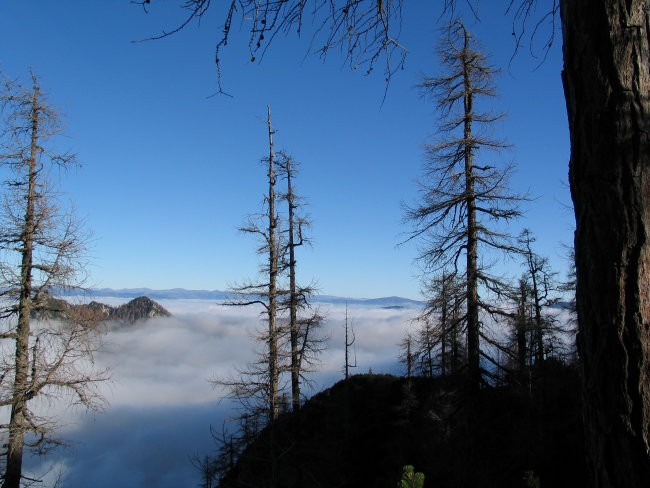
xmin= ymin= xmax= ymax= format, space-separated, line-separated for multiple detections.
xmin=398 ymin=332 xmax=415 ymax=379
xmin=276 ymin=152 xmax=326 ymax=414
xmin=0 ymin=73 xmax=108 ymax=488
xmin=558 ymin=243 xmax=577 ymax=332
xmin=343 ymin=302 xmax=357 ymax=380
xmin=513 ymin=277 xmax=531 ymax=380
xmin=412 ymin=272 xmax=466 ymax=378
xmin=495 ymin=276 xmax=533 ymax=391
xmin=518 ymin=229 xmax=563 ymax=366
xmin=414 ymin=315 xmax=437 ymax=378
xmin=263 ymin=106 xmax=280 ymax=426
xmin=214 ymin=106 xmax=284 ymax=488
xmin=221 ymin=106 xmax=282 ymax=425
xmin=404 ymin=22 xmax=525 ymax=393
xmin=190 ymin=453 xmax=219 ymax=488
xmin=278 ymin=151 xmax=304 ymax=415
xmin=216 ymin=112 xmax=328 ymax=488
xmin=191 ymin=421 xmax=243 ymax=488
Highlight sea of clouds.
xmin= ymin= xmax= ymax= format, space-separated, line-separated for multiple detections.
xmin=23 ymin=298 xmax=419 ymax=488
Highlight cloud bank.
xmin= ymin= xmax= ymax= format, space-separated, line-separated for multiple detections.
xmin=25 ymin=299 xmax=418 ymax=487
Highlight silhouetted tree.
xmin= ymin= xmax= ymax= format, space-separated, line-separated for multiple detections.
xmin=190 ymin=453 xmax=219 ymax=488
xmin=512 ymin=277 xmax=531 ymax=381
xmin=343 ymin=302 xmax=357 ymax=380
xmin=413 ymin=272 xmax=465 ymax=377
xmin=0 ymin=73 xmax=108 ymax=488
xmin=216 ymin=106 xmax=284 ymax=488
xmin=192 ymin=422 xmax=242 ymax=488
xmin=560 ymin=244 xmax=577 ymax=330
xmin=398 ymin=332 xmax=415 ymax=378
xmin=518 ymin=229 xmax=561 ymax=367
xmin=216 ymin=113 xmax=329 ymax=488
xmin=405 ymin=22 xmax=525 ymax=392
xmin=221 ymin=106 xmax=282 ymax=425
xmin=276 ymin=152 xmax=326 ymax=414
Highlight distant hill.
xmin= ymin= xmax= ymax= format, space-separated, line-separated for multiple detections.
xmin=110 ymin=296 xmax=171 ymax=323
xmin=219 ymin=366 xmax=585 ymax=488
xmin=33 ymin=294 xmax=171 ymax=325
xmin=54 ymin=287 xmax=423 ymax=308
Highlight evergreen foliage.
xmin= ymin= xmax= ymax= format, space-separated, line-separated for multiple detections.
xmin=398 ymin=465 xmax=425 ymax=488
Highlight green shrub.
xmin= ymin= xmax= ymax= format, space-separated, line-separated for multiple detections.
xmin=398 ymin=465 xmax=425 ymax=488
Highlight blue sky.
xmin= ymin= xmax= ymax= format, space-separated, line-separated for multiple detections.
xmin=0 ymin=1 xmax=572 ymax=299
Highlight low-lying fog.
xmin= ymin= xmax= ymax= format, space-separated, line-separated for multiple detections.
xmin=25 ymin=298 xmax=418 ymax=488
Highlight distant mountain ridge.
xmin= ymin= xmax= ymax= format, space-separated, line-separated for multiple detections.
xmin=314 ymin=294 xmax=423 ymax=308
xmin=55 ymin=288 xmax=424 ymax=308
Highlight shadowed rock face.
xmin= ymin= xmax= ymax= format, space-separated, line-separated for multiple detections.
xmin=32 ymin=294 xmax=171 ymax=325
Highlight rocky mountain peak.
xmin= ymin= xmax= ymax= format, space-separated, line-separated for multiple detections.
xmin=111 ymin=296 xmax=171 ymax=324
xmin=31 ymin=293 xmax=171 ymax=326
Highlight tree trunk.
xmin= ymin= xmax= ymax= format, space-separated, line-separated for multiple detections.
xmin=266 ymin=106 xmax=279 ymax=425
xmin=344 ymin=303 xmax=353 ymax=380
xmin=516 ymin=280 xmax=528 ymax=379
xmin=427 ymin=323 xmax=434 ymax=377
xmin=3 ymin=88 xmax=39 ymax=488
xmin=452 ymin=295 xmax=460 ymax=374
xmin=440 ymin=275 xmax=448 ymax=376
xmin=266 ymin=106 xmax=278 ymax=488
xmin=530 ymin=266 xmax=545 ymax=366
xmin=284 ymin=157 xmax=303 ymax=488
xmin=286 ymin=162 xmax=300 ymax=413
xmin=462 ymin=27 xmax=480 ymax=392
xmin=561 ymin=1 xmax=650 ymax=486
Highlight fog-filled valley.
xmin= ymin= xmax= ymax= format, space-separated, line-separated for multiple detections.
xmin=23 ymin=297 xmax=419 ymax=488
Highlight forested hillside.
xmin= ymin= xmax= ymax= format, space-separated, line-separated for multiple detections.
xmin=218 ymin=368 xmax=584 ymax=488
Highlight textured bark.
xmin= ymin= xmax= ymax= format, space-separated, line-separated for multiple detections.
xmin=561 ymin=1 xmax=650 ymax=485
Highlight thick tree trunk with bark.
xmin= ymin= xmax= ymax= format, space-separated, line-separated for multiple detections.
xmin=561 ymin=1 xmax=650 ymax=486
